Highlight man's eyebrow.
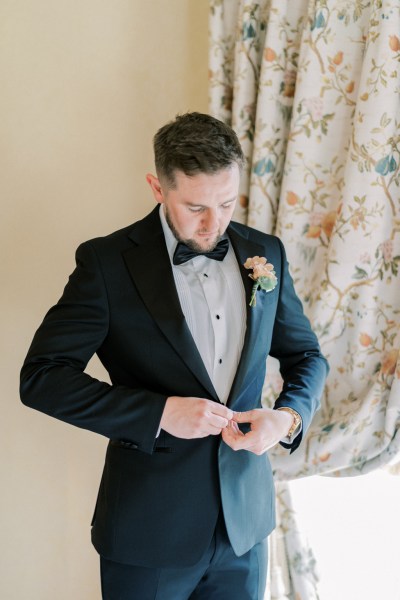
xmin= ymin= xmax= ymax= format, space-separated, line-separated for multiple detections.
xmin=184 ymin=197 xmax=237 ymax=207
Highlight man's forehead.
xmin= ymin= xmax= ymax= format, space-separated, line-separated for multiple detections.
xmin=172 ymin=165 xmax=240 ymax=189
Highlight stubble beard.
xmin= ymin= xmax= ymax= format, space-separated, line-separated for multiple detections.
xmin=165 ymin=207 xmax=222 ymax=253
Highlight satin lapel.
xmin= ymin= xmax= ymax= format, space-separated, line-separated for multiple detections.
xmin=123 ymin=209 xmax=218 ymax=400
xmin=226 ymin=225 xmax=268 ymax=409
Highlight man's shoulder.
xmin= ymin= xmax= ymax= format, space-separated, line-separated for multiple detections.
xmin=79 ymin=207 xmax=159 ymax=253
xmin=229 ymin=219 xmax=281 ymax=247
xmin=85 ymin=223 xmax=134 ymax=246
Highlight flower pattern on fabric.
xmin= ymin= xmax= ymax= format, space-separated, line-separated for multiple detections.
xmin=209 ymin=0 xmax=400 ymax=481
xmin=210 ymin=1 xmax=400 ymax=598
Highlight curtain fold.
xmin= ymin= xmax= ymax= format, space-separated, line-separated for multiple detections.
xmin=266 ymin=482 xmax=320 ymax=600
xmin=210 ymin=0 xmax=400 ymax=596
xmin=209 ymin=0 xmax=400 ymax=479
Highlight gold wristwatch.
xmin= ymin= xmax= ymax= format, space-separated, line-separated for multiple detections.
xmin=277 ymin=407 xmax=302 ymax=440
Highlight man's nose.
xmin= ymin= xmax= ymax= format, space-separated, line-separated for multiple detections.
xmin=202 ymin=210 xmax=219 ymax=231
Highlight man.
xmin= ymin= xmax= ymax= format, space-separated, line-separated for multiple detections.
xmin=20 ymin=112 xmax=328 ymax=599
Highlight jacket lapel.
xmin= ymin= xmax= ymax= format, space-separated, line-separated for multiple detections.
xmin=123 ymin=207 xmax=218 ymax=400
xmin=226 ymin=225 xmax=269 ymax=409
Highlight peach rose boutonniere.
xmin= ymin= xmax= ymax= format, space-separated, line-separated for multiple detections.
xmin=244 ymin=256 xmax=278 ymax=307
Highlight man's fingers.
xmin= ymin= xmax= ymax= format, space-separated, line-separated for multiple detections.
xmin=222 ymin=426 xmax=257 ymax=451
xmin=223 ymin=408 xmax=285 ymax=454
xmin=229 ymin=420 xmax=243 ymax=434
xmin=208 ymin=402 xmax=233 ymax=421
xmin=207 ymin=413 xmax=231 ymax=431
xmin=161 ymin=396 xmax=234 ymax=440
xmin=221 ymin=422 xmax=239 ymax=441
xmin=229 ymin=431 xmax=258 ymax=451
xmin=223 ymin=435 xmax=269 ymax=454
xmin=232 ymin=410 xmax=255 ymax=423
xmin=224 ymin=420 xmax=245 ymax=437
xmin=195 ymin=400 xmax=233 ymax=434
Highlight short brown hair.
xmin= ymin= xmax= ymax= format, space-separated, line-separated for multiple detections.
xmin=153 ymin=112 xmax=244 ymax=187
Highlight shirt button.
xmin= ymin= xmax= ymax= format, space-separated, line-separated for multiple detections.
xmin=203 ymin=273 xmax=208 ymax=277
xmin=216 ymin=314 xmax=220 ymax=320
xmin=219 ymin=359 xmax=222 ymax=364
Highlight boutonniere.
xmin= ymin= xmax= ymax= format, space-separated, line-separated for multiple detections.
xmin=244 ymin=256 xmax=278 ymax=307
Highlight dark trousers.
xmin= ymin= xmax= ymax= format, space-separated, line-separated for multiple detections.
xmin=100 ymin=513 xmax=268 ymax=600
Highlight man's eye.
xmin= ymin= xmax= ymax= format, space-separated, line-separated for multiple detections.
xmin=189 ymin=207 xmax=203 ymax=213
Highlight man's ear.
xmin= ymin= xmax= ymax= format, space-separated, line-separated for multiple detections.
xmin=146 ymin=174 xmax=165 ymax=204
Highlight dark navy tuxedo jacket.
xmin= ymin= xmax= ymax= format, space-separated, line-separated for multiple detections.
xmin=20 ymin=206 xmax=328 ymax=567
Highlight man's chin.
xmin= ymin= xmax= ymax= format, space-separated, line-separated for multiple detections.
xmin=192 ymin=236 xmax=220 ymax=253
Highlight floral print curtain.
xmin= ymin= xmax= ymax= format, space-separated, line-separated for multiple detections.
xmin=209 ymin=0 xmax=400 ymax=597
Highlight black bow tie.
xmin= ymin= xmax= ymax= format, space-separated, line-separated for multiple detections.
xmin=173 ymin=239 xmax=229 ymax=265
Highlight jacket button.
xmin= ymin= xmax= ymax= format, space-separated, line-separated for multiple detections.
xmin=120 ymin=440 xmax=138 ymax=449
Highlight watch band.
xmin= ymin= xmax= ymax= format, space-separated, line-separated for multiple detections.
xmin=277 ymin=407 xmax=302 ymax=440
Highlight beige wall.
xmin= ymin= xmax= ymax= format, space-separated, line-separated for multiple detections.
xmin=1 ymin=1 xmax=209 ymax=598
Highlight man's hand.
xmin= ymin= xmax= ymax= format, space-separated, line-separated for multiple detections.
xmin=221 ymin=408 xmax=294 ymax=455
xmin=160 ymin=396 xmax=234 ymax=439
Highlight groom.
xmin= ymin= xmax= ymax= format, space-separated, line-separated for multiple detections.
xmin=20 ymin=112 xmax=328 ymax=599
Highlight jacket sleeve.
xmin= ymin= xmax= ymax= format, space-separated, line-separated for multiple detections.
xmin=20 ymin=241 xmax=167 ymax=454
xmin=270 ymin=238 xmax=329 ymax=452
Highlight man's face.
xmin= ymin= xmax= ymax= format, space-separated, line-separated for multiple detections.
xmin=148 ymin=166 xmax=240 ymax=253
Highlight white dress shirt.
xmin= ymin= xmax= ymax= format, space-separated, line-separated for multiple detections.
xmin=159 ymin=206 xmax=246 ymax=404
